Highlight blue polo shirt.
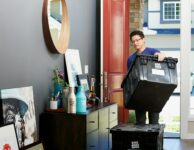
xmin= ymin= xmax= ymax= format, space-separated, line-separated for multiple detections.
xmin=127 ymin=47 xmax=160 ymax=69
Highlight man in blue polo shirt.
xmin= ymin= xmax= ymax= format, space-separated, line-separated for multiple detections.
xmin=128 ymin=30 xmax=165 ymax=125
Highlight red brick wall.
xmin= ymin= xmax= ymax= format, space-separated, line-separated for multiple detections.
xmin=129 ymin=0 xmax=144 ymax=52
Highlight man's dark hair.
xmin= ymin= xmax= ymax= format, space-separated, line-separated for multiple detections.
xmin=130 ymin=30 xmax=145 ymax=41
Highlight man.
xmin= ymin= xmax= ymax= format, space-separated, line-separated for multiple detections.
xmin=128 ymin=30 xmax=165 ymax=125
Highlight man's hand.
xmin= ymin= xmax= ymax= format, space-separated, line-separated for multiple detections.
xmin=154 ymin=52 xmax=165 ymax=61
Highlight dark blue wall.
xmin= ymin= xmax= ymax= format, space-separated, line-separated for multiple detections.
xmin=0 ymin=0 xmax=100 ymax=138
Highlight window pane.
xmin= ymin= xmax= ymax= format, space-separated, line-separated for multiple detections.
xmin=164 ymin=3 xmax=175 ymax=20
xmin=176 ymin=3 xmax=180 ymax=19
xmin=163 ymin=2 xmax=180 ymax=21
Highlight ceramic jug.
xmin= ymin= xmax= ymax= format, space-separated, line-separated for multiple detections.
xmin=67 ymin=87 xmax=76 ymax=113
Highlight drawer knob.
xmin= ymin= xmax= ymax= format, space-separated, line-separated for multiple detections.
xmin=112 ymin=112 xmax=116 ymax=114
xmin=89 ymin=121 xmax=95 ymax=123
xmin=89 ymin=145 xmax=96 ymax=147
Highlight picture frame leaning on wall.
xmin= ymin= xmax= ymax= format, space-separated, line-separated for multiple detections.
xmin=64 ymin=49 xmax=83 ymax=87
xmin=0 ymin=123 xmax=20 ymax=150
xmin=0 ymin=86 xmax=37 ymax=148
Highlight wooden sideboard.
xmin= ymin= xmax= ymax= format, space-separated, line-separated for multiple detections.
xmin=39 ymin=102 xmax=118 ymax=150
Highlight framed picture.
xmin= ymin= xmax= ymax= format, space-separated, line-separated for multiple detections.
xmin=22 ymin=141 xmax=44 ymax=150
xmin=76 ymin=74 xmax=90 ymax=94
xmin=65 ymin=49 xmax=82 ymax=87
xmin=0 ymin=123 xmax=20 ymax=150
xmin=0 ymin=86 xmax=37 ymax=148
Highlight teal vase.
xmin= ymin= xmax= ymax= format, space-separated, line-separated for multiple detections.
xmin=76 ymin=86 xmax=87 ymax=113
xmin=54 ymin=83 xmax=62 ymax=95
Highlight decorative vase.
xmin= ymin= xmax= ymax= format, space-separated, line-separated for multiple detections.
xmin=76 ymin=86 xmax=87 ymax=113
xmin=67 ymin=87 xmax=76 ymax=113
xmin=62 ymin=87 xmax=69 ymax=112
xmin=54 ymin=83 xmax=62 ymax=95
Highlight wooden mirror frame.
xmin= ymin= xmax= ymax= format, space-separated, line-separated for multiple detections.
xmin=42 ymin=0 xmax=70 ymax=54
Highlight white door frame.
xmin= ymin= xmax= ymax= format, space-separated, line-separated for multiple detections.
xmin=180 ymin=0 xmax=194 ymax=139
xmin=100 ymin=0 xmax=103 ymax=101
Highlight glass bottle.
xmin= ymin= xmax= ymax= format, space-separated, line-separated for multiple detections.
xmin=76 ymin=86 xmax=87 ymax=113
xmin=67 ymin=87 xmax=76 ymax=113
xmin=62 ymin=87 xmax=69 ymax=112
xmin=88 ymin=76 xmax=96 ymax=104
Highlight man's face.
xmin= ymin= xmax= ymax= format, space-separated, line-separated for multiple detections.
xmin=131 ymin=35 xmax=145 ymax=52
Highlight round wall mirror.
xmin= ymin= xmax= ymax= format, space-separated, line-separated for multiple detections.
xmin=42 ymin=0 xmax=70 ymax=54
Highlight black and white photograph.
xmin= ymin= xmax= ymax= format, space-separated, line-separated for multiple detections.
xmin=0 ymin=86 xmax=37 ymax=148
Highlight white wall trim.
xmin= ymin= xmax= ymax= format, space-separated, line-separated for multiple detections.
xmin=188 ymin=116 xmax=194 ymax=121
xmin=182 ymin=134 xmax=194 ymax=140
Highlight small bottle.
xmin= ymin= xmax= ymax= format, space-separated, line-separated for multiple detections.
xmin=88 ymin=76 xmax=96 ymax=104
xmin=67 ymin=87 xmax=76 ymax=113
xmin=76 ymin=86 xmax=87 ymax=113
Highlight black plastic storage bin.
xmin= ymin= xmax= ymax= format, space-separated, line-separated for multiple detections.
xmin=110 ymin=124 xmax=165 ymax=150
xmin=121 ymin=54 xmax=178 ymax=112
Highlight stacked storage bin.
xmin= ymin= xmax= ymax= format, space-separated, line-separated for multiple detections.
xmin=110 ymin=124 xmax=165 ymax=150
xmin=111 ymin=54 xmax=178 ymax=150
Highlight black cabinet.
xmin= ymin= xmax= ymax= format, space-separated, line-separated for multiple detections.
xmin=39 ymin=103 xmax=118 ymax=150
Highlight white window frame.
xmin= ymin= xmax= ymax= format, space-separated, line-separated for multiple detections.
xmin=163 ymin=1 xmax=181 ymax=21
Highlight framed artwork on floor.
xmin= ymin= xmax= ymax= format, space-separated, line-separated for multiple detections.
xmin=0 ymin=123 xmax=20 ymax=150
xmin=0 ymin=86 xmax=37 ymax=149
xmin=21 ymin=141 xmax=44 ymax=150
xmin=65 ymin=49 xmax=82 ymax=87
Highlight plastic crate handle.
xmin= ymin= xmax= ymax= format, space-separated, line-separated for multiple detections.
xmin=140 ymin=55 xmax=148 ymax=65
xmin=165 ymin=57 xmax=178 ymax=69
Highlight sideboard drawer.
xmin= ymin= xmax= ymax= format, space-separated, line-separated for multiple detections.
xmin=87 ymin=111 xmax=98 ymax=133
xmin=109 ymin=104 xmax=118 ymax=122
xmin=87 ymin=130 xmax=98 ymax=150
xmin=109 ymin=120 xmax=118 ymax=128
